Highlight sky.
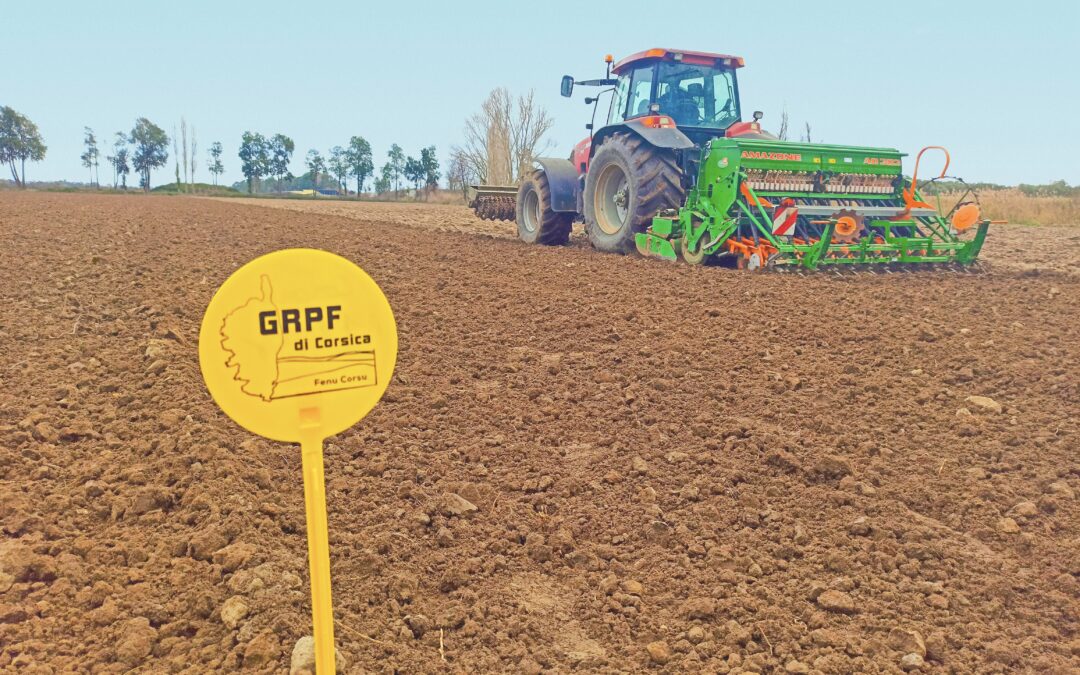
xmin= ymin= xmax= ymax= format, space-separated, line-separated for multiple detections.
xmin=3 ymin=0 xmax=1078 ymax=188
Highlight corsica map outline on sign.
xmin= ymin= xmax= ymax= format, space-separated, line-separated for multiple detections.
xmin=198 ymin=248 xmax=397 ymax=444
xmin=219 ymin=274 xmax=378 ymax=401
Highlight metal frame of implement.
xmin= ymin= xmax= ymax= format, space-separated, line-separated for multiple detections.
xmin=637 ymin=138 xmax=990 ymax=270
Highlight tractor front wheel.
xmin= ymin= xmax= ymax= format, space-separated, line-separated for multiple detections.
xmin=584 ymin=132 xmax=684 ymax=254
xmin=516 ymin=170 xmax=572 ymax=245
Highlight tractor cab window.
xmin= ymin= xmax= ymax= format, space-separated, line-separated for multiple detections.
xmin=608 ymin=73 xmax=630 ymax=125
xmin=624 ymin=66 xmax=655 ymax=120
xmin=655 ymin=62 xmax=739 ymax=129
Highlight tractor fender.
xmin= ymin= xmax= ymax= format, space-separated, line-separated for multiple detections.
xmin=591 ymin=119 xmax=696 ymax=157
xmin=533 ymin=157 xmax=580 ymax=213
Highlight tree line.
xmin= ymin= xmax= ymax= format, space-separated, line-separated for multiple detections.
xmin=239 ymin=133 xmax=440 ymax=197
xmin=3 ymin=99 xmax=540 ymax=197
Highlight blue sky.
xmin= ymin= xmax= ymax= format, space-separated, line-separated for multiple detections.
xmin=3 ymin=0 xmax=1077 ymax=187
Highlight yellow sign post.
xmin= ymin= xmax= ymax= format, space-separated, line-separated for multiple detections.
xmin=198 ymin=249 xmax=397 ymax=674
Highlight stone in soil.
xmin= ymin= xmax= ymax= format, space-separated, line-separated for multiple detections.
xmin=965 ymin=395 xmax=1002 ymax=413
xmin=901 ymin=652 xmax=925 ymax=670
xmin=438 ymin=492 xmax=478 ymax=518
xmin=290 ymin=636 xmax=347 ymax=674
xmin=816 ymin=590 xmax=857 ymax=614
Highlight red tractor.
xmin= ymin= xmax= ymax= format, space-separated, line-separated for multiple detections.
xmin=513 ymin=48 xmax=769 ymax=252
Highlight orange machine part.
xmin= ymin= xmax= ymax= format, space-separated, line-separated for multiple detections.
xmin=834 ymin=216 xmax=858 ymax=237
xmin=902 ymin=145 xmax=950 ymax=212
xmin=951 ymin=202 xmax=981 ymax=232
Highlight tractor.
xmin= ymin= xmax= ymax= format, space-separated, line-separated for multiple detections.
xmin=472 ymin=48 xmax=991 ymax=270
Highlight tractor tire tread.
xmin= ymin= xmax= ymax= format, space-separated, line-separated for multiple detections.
xmin=584 ymin=131 xmax=685 ymax=254
xmin=517 ymin=170 xmax=573 ymax=245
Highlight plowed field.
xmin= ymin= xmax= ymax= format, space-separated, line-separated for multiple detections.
xmin=1 ymin=193 xmax=1077 ymax=674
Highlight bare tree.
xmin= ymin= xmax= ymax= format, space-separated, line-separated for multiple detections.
xmin=190 ymin=127 xmax=197 ymax=188
xmin=446 ymin=148 xmax=478 ymax=198
xmin=801 ymin=122 xmax=812 ymax=144
xmin=454 ymin=87 xmax=553 ymax=186
xmin=172 ymin=125 xmax=180 ymax=189
xmin=180 ymin=118 xmax=189 ymax=191
xmin=778 ymin=109 xmax=789 ymax=141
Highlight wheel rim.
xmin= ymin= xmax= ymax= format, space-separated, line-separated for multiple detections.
xmin=682 ymin=234 xmax=707 ymax=265
xmin=594 ymin=163 xmax=630 ymax=235
xmin=521 ymin=189 xmax=540 ymax=233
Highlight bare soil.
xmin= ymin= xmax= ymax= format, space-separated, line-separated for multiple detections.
xmin=1 ymin=192 xmax=1077 ymax=674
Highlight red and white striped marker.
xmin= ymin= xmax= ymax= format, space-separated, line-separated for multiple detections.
xmin=772 ymin=198 xmax=798 ymax=236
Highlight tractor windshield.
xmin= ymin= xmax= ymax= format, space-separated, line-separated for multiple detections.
xmin=655 ymin=62 xmax=739 ymax=129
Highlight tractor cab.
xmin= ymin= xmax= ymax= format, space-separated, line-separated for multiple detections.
xmin=609 ymin=49 xmax=746 ymax=142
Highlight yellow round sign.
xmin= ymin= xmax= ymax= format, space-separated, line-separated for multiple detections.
xmin=198 ymin=248 xmax=397 ymax=442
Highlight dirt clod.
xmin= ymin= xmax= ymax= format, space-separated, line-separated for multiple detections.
xmin=646 ymin=640 xmax=671 ymax=664
xmin=220 ymin=596 xmax=250 ymax=629
xmin=816 ymin=590 xmax=857 ymax=614
xmin=889 ymin=628 xmax=926 ymax=657
xmin=116 ymin=617 xmax=156 ymax=665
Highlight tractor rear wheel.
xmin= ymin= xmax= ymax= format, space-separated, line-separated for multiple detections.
xmin=517 ymin=170 xmax=572 ymax=245
xmin=584 ymin=132 xmax=684 ymax=254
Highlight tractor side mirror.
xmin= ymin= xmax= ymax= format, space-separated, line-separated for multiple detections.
xmin=585 ymin=123 xmax=594 ymax=131
xmin=560 ymin=75 xmax=574 ymax=98
xmin=753 ymin=110 xmax=764 ymax=121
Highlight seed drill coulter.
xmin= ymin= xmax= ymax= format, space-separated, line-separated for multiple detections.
xmin=471 ymin=48 xmax=992 ymax=270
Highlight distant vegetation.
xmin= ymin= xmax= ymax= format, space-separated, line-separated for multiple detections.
xmin=922 ymin=179 xmax=1080 ymax=226
xmin=233 ymin=132 xmax=440 ymax=199
xmin=151 ymin=182 xmax=240 ymax=195
xmin=933 ymin=188 xmax=1080 ymax=227
xmin=922 ymin=179 xmax=1079 ymax=199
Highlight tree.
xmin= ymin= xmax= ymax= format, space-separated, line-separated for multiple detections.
xmin=328 ymin=146 xmax=348 ymax=194
xmin=189 ymin=126 xmax=197 ymax=188
xmin=455 ymin=87 xmax=553 ymax=185
xmin=0 ymin=107 xmax=46 ymax=188
xmin=305 ymin=149 xmax=326 ymax=193
xmin=81 ymin=127 xmax=100 ymax=187
xmin=387 ymin=143 xmax=405 ymax=195
xmin=180 ymin=118 xmax=189 ymax=190
xmin=208 ymin=141 xmax=224 ymax=186
xmin=239 ymin=132 xmax=270 ymax=193
xmin=269 ymin=133 xmax=294 ymax=186
xmin=446 ymin=147 xmax=479 ymax=198
xmin=373 ymin=167 xmax=391 ymax=195
xmin=420 ymin=145 xmax=440 ymax=188
xmin=106 ymin=132 xmax=129 ymax=189
xmin=172 ymin=125 xmax=181 ymax=189
xmin=129 ymin=117 xmax=168 ymax=191
xmin=345 ymin=136 xmax=372 ymax=195
xmin=403 ymin=155 xmax=424 ymax=191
